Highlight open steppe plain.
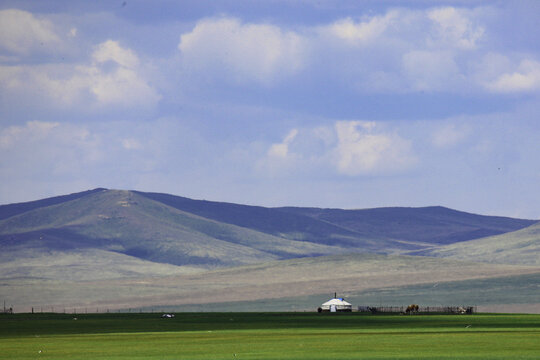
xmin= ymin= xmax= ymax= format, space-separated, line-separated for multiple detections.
xmin=1 ymin=312 xmax=539 ymax=360
xmin=3 ymin=253 xmax=539 ymax=312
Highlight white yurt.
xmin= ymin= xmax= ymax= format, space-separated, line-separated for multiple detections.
xmin=320 ymin=294 xmax=352 ymax=312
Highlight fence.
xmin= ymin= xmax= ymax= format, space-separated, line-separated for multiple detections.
xmin=358 ymin=306 xmax=476 ymax=314
xmin=5 ymin=306 xmax=180 ymax=314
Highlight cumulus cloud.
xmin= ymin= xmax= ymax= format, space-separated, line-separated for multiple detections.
xmin=73 ymin=40 xmax=160 ymax=107
xmin=178 ymin=17 xmax=305 ymax=85
xmin=0 ymin=40 xmax=160 ymax=109
xmin=93 ymin=40 xmax=139 ymax=69
xmin=427 ymin=7 xmax=484 ymax=50
xmin=486 ymin=59 xmax=540 ymax=93
xmin=0 ymin=9 xmax=62 ymax=57
xmin=324 ymin=11 xmax=398 ymax=44
xmin=257 ymin=129 xmax=301 ymax=176
xmin=334 ymin=121 xmax=417 ymax=175
xmin=259 ymin=121 xmax=417 ymax=177
xmin=267 ymin=129 xmax=298 ymax=159
xmin=310 ymin=6 xmax=490 ymax=94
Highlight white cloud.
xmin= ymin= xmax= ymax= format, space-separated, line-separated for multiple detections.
xmin=312 ymin=6 xmax=490 ymax=94
xmin=0 ymin=40 xmax=160 ymax=109
xmin=257 ymin=129 xmax=301 ymax=176
xmin=86 ymin=64 xmax=160 ymax=107
xmin=0 ymin=9 xmax=61 ymax=56
xmin=267 ymin=129 xmax=298 ymax=159
xmin=324 ymin=11 xmax=398 ymax=44
xmin=486 ymin=59 xmax=540 ymax=93
xmin=427 ymin=7 xmax=484 ymax=50
xmin=334 ymin=121 xmax=417 ymax=175
xmin=0 ymin=121 xmax=60 ymax=149
xmin=258 ymin=121 xmax=417 ymax=178
xmin=178 ymin=17 xmax=305 ymax=85
xmin=431 ymin=123 xmax=471 ymax=148
xmin=93 ymin=40 xmax=139 ymax=69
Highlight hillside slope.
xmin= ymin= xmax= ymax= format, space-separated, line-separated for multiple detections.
xmin=136 ymin=191 xmax=535 ymax=248
xmin=0 ymin=190 xmax=346 ymax=268
xmin=415 ymin=221 xmax=540 ymax=266
xmin=134 ymin=191 xmax=395 ymax=249
xmin=1 ymin=189 xmax=538 ymax=312
xmin=278 ymin=206 xmax=536 ymax=245
xmin=0 ymin=188 xmax=536 ymax=269
xmin=0 ymin=188 xmax=106 ymax=221
xmin=0 ymin=247 xmax=203 ymax=281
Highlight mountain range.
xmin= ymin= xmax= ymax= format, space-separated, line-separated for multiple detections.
xmin=0 ymin=188 xmax=538 ymax=312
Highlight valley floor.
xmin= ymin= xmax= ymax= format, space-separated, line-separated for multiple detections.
xmin=2 ymin=254 xmax=539 ymax=314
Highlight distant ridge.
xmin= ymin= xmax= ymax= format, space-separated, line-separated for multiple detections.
xmin=136 ymin=191 xmax=536 ymax=246
xmin=0 ymin=188 xmax=106 ymax=220
xmin=0 ymin=188 xmax=536 ymax=269
xmin=415 ymin=221 xmax=540 ymax=266
xmin=133 ymin=191 xmax=380 ymax=247
xmin=277 ymin=206 xmax=536 ymax=245
xmin=0 ymin=188 xmax=538 ymax=312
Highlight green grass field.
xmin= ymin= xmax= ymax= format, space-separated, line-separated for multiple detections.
xmin=1 ymin=312 xmax=539 ymax=359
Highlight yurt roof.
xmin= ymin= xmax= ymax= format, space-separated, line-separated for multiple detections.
xmin=322 ymin=298 xmax=352 ymax=306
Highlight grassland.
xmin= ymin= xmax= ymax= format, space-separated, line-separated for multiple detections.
xmin=152 ymin=272 xmax=540 ymax=313
xmin=1 ymin=189 xmax=538 ymax=314
xmin=1 ymin=312 xmax=539 ymax=359
xmin=3 ymin=252 xmax=538 ymax=313
xmin=420 ymin=221 xmax=540 ymax=266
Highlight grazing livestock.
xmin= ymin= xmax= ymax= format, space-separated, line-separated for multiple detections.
xmin=405 ymin=304 xmax=419 ymax=314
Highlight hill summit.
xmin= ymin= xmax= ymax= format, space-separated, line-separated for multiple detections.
xmin=0 ymin=188 xmax=536 ymax=268
xmin=1 ymin=188 xmax=538 ymax=312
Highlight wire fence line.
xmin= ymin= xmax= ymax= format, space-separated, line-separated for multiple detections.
xmin=2 ymin=304 xmax=477 ymax=315
xmin=1 ymin=304 xmax=176 ymax=314
xmin=358 ymin=305 xmax=477 ymax=314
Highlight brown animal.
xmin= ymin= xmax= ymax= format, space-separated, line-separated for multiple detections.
xmin=405 ymin=304 xmax=419 ymax=313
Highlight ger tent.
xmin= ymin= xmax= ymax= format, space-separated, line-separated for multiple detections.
xmin=320 ymin=297 xmax=352 ymax=312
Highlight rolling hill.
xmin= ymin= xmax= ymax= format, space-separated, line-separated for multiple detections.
xmin=0 ymin=188 xmax=538 ymax=312
xmin=1 ymin=188 xmax=536 ymax=269
xmin=137 ymin=191 xmax=535 ymax=247
xmin=278 ymin=206 xmax=535 ymax=245
xmin=0 ymin=189 xmax=346 ymax=268
xmin=415 ymin=221 xmax=540 ymax=266
xmin=0 ymin=188 xmax=106 ymax=221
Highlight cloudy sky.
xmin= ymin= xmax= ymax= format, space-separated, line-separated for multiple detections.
xmin=1 ymin=0 xmax=539 ymax=218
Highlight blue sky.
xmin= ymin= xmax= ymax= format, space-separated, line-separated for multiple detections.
xmin=0 ymin=0 xmax=539 ymax=218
